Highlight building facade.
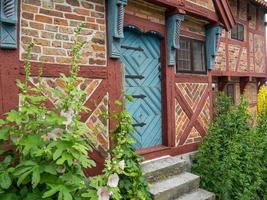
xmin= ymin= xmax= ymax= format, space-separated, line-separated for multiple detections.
xmin=0 ymin=0 xmax=266 ymax=173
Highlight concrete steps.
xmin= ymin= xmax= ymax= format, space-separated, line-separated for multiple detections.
xmin=176 ymin=189 xmax=215 ymax=200
xmin=142 ymin=155 xmax=215 ymax=200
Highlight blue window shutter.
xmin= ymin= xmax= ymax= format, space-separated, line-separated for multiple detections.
xmin=205 ymin=25 xmax=222 ymax=70
xmin=167 ymin=14 xmax=184 ymax=66
xmin=0 ymin=0 xmax=18 ymax=49
xmin=108 ymin=0 xmax=128 ymax=58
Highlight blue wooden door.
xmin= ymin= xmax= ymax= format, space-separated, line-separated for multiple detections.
xmin=121 ymin=29 xmax=162 ymax=149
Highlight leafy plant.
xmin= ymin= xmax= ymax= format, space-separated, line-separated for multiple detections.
xmin=192 ymin=93 xmax=266 ymax=200
xmin=0 ymin=23 xmax=96 ymax=200
xmin=84 ymin=99 xmax=151 ymax=200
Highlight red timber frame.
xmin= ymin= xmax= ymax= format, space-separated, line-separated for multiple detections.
xmin=122 ymin=0 xmax=234 ymax=160
xmin=0 ymin=0 xmax=266 ymax=170
xmin=211 ymin=0 xmax=267 ymax=93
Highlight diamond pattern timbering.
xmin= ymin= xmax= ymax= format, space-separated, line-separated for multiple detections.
xmin=0 ymin=0 xmax=18 ymax=49
xmin=175 ymin=82 xmax=210 ymax=146
xmin=175 ymin=99 xmax=190 ymax=145
xmin=108 ymin=0 xmax=128 ymax=58
xmin=176 ymin=83 xmax=208 ymax=112
xmin=198 ymin=96 xmax=211 ymax=131
xmin=29 ymin=77 xmax=108 ymax=153
xmin=167 ymin=13 xmax=184 ymax=66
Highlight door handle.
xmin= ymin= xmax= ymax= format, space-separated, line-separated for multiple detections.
xmin=133 ymin=122 xmax=146 ymax=127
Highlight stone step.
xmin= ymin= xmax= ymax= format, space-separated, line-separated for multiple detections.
xmin=142 ymin=155 xmax=187 ymax=183
xmin=150 ymin=172 xmax=200 ymax=200
xmin=176 ymin=189 xmax=215 ymax=200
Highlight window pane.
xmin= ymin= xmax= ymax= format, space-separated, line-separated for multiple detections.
xmin=231 ymin=25 xmax=238 ymax=40
xmin=237 ymin=24 xmax=244 ymax=41
xmin=177 ymin=39 xmax=191 ymax=71
xmin=192 ymin=41 xmax=205 ymax=72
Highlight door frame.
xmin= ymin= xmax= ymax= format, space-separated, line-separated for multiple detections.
xmin=123 ymin=14 xmax=176 ymax=158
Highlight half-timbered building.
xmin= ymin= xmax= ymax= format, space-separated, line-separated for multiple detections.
xmin=0 ymin=0 xmax=266 ymax=173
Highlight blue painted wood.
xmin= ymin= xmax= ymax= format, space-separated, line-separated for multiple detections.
xmin=108 ymin=0 xmax=127 ymax=58
xmin=0 ymin=0 xmax=18 ymax=49
xmin=121 ymin=29 xmax=162 ymax=149
xmin=205 ymin=25 xmax=223 ymax=70
xmin=167 ymin=14 xmax=184 ymax=66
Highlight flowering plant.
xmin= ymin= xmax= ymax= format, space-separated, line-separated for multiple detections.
xmin=83 ymin=100 xmax=151 ymax=200
xmin=0 ymin=23 xmax=96 ymax=200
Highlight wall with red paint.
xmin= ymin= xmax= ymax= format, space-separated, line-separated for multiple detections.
xmin=214 ymin=0 xmax=266 ymax=74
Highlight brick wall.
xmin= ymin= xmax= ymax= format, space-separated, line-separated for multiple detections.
xmin=214 ymin=0 xmax=266 ymax=73
xmin=20 ymin=0 xmax=106 ymax=66
xmin=125 ymin=0 xmax=166 ymax=25
xmin=175 ymin=82 xmax=211 ymax=146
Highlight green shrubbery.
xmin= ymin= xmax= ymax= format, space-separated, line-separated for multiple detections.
xmin=192 ymin=93 xmax=267 ymax=200
xmin=0 ymin=24 xmax=150 ymax=200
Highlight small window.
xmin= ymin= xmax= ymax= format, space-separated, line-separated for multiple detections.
xmin=231 ymin=24 xmax=244 ymax=41
xmin=176 ymin=37 xmax=206 ymax=74
xmin=224 ymin=84 xmax=235 ymax=104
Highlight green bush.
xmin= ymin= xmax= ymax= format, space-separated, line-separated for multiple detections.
xmin=84 ymin=100 xmax=151 ymax=200
xmin=192 ymin=93 xmax=267 ymax=200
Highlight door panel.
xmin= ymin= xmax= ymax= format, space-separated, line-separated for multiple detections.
xmin=121 ymin=29 xmax=162 ymax=149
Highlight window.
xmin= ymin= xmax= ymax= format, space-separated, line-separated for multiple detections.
xmin=231 ymin=24 xmax=244 ymax=41
xmin=176 ymin=37 xmax=206 ymax=74
xmin=224 ymin=84 xmax=235 ymax=104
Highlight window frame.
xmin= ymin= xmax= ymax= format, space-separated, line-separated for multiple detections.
xmin=176 ymin=37 xmax=207 ymax=75
xmin=231 ymin=23 xmax=244 ymax=41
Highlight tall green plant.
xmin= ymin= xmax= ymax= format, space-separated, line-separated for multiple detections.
xmin=84 ymin=100 xmax=151 ymax=200
xmin=192 ymin=93 xmax=266 ymax=200
xmin=0 ymin=23 xmax=96 ymax=200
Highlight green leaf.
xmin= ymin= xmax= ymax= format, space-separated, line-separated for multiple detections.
xmin=0 ymin=172 xmax=12 ymax=189
xmin=44 ymin=165 xmax=57 ymax=175
xmin=53 ymin=149 xmax=63 ymax=161
xmin=62 ymin=189 xmax=72 ymax=200
xmin=0 ymin=193 xmax=18 ymax=200
xmin=32 ymin=167 xmax=40 ymax=188
xmin=42 ymin=187 xmax=59 ymax=198
xmin=17 ymin=170 xmax=32 ymax=186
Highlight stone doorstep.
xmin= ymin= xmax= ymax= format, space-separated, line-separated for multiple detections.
xmin=176 ymin=189 xmax=215 ymax=200
xmin=150 ymin=172 xmax=200 ymax=200
xmin=142 ymin=155 xmax=187 ymax=183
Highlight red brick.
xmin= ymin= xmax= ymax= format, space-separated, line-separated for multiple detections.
xmin=30 ymin=22 xmax=44 ymax=30
xmin=66 ymin=0 xmax=80 ymax=6
xmin=84 ymin=23 xmax=99 ymax=30
xmin=35 ymin=15 xmax=53 ymax=23
xmin=22 ymin=4 xmax=38 ymax=13
xmin=55 ymin=5 xmax=72 ymax=12
xmin=54 ymin=18 xmax=68 ymax=26
xmin=22 ymin=12 xmax=34 ymax=20
xmin=40 ymin=8 xmax=64 ymax=18
xmin=74 ymin=8 xmax=90 ymax=15
xmin=64 ymin=13 xmax=85 ymax=21
xmin=81 ymin=2 xmax=94 ymax=9
xmin=95 ymin=5 xmax=104 ymax=12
